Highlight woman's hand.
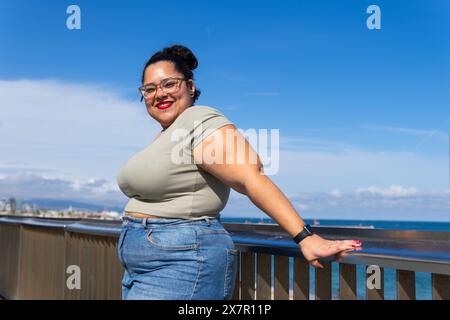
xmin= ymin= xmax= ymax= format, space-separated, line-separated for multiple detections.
xmin=299 ymin=234 xmax=362 ymax=268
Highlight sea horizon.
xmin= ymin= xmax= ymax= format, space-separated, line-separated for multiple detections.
xmin=221 ymin=217 xmax=450 ymax=232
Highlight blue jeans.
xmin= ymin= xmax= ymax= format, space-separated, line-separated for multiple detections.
xmin=117 ymin=215 xmax=238 ymax=300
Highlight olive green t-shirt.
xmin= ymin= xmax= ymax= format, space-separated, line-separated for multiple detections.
xmin=116 ymin=105 xmax=234 ymax=220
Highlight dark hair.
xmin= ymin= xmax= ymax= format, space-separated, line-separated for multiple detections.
xmin=141 ymin=44 xmax=201 ymax=103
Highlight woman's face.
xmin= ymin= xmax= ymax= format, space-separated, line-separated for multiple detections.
xmin=143 ymin=61 xmax=195 ymax=129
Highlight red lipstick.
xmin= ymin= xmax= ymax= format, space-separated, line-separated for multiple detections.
xmin=155 ymin=100 xmax=174 ymax=110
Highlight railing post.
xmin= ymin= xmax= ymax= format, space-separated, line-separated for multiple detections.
xmin=231 ymin=251 xmax=241 ymax=300
xmin=274 ymin=255 xmax=289 ymax=300
xmin=315 ymin=261 xmax=332 ymax=300
xmin=431 ymin=273 xmax=450 ymax=300
xmin=339 ymin=263 xmax=357 ymax=300
xmin=397 ymin=270 xmax=416 ymax=300
xmin=256 ymin=253 xmax=272 ymax=300
xmin=241 ymin=251 xmax=255 ymax=300
xmin=293 ymin=257 xmax=310 ymax=300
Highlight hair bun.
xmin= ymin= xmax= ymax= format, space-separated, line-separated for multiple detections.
xmin=161 ymin=45 xmax=198 ymax=71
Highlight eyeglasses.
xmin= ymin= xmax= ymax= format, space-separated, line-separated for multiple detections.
xmin=139 ymin=77 xmax=186 ymax=101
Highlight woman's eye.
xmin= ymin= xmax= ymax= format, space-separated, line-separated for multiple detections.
xmin=145 ymin=87 xmax=156 ymax=93
xmin=163 ymin=82 xmax=177 ymax=88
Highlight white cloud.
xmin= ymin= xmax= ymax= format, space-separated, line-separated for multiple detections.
xmin=360 ymin=124 xmax=446 ymax=138
xmin=272 ymin=147 xmax=448 ymax=193
xmin=1 ymin=79 xmax=448 ymax=220
xmin=355 ymin=185 xmax=418 ymax=197
xmin=330 ymin=189 xmax=342 ymax=198
xmin=222 ymin=187 xmax=450 ymax=221
xmin=360 ymin=124 xmax=449 ymax=147
xmin=3 ymin=171 xmax=447 ymax=221
xmin=0 ymin=79 xmax=161 ymax=181
xmin=0 ymin=172 xmax=127 ymax=206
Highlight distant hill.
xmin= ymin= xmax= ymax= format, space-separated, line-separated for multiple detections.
xmin=21 ymin=198 xmax=123 ymax=212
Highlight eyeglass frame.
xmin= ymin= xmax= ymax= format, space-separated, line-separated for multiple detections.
xmin=139 ymin=77 xmax=187 ymax=102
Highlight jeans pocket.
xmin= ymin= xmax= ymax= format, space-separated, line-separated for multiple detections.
xmin=224 ymin=248 xmax=238 ymax=300
xmin=146 ymin=226 xmax=198 ymax=251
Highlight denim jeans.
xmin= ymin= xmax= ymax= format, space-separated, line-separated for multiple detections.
xmin=117 ymin=215 xmax=238 ymax=300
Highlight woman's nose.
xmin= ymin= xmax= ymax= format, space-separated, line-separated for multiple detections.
xmin=155 ymin=87 xmax=168 ymax=99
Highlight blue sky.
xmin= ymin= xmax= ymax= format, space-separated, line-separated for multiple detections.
xmin=0 ymin=1 xmax=449 ymax=221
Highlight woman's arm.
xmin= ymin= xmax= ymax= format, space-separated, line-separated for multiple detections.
xmin=192 ymin=124 xmax=362 ymax=268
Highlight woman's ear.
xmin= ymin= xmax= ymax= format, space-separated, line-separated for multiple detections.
xmin=188 ymin=79 xmax=195 ymax=97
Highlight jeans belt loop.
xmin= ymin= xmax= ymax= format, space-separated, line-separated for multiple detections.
xmin=142 ymin=218 xmax=147 ymax=227
xmin=205 ymin=217 xmax=211 ymax=226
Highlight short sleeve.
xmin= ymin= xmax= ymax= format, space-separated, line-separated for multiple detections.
xmin=191 ymin=107 xmax=234 ymax=149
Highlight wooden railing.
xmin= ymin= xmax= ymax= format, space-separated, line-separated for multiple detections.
xmin=227 ymin=223 xmax=450 ymax=300
xmin=0 ymin=216 xmax=449 ymax=300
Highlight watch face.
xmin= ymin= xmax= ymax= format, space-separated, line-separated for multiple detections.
xmin=305 ymin=224 xmax=313 ymax=234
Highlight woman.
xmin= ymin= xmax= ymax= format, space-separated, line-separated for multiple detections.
xmin=116 ymin=44 xmax=362 ymax=300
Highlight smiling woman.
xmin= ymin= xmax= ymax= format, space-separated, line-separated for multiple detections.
xmin=115 ymin=44 xmax=362 ymax=300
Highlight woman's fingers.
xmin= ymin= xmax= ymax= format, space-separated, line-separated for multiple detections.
xmin=328 ymin=240 xmax=362 ymax=248
xmin=326 ymin=244 xmax=359 ymax=256
xmin=327 ymin=240 xmax=362 ymax=253
xmin=320 ymin=241 xmax=363 ymax=262
xmin=334 ymin=245 xmax=363 ymax=262
xmin=310 ymin=259 xmax=324 ymax=269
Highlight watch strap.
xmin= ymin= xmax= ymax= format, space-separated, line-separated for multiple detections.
xmin=293 ymin=224 xmax=313 ymax=244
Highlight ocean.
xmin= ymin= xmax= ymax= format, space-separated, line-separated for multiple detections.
xmin=221 ymin=217 xmax=450 ymax=232
xmin=221 ymin=217 xmax=450 ymax=300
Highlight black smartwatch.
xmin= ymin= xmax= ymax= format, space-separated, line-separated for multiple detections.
xmin=293 ymin=224 xmax=314 ymax=244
